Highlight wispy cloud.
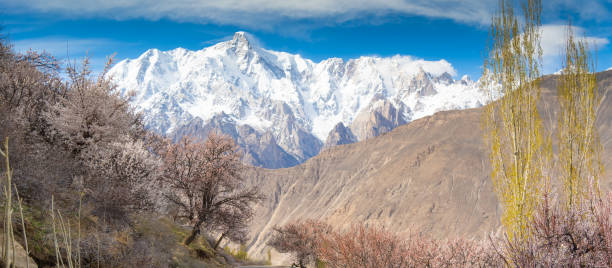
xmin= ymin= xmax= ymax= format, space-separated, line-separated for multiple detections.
xmin=200 ymin=35 xmax=234 ymax=46
xmin=4 ymin=0 xmax=610 ymax=29
xmin=540 ymin=24 xmax=609 ymax=74
xmin=1 ymin=0 xmax=494 ymax=26
xmin=541 ymin=25 xmax=609 ymax=57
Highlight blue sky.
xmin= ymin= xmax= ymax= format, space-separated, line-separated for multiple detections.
xmin=2 ymin=0 xmax=612 ymax=79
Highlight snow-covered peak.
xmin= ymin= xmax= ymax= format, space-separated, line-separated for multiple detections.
xmin=108 ymin=32 xmax=488 ymax=167
xmin=227 ymin=31 xmax=257 ymax=51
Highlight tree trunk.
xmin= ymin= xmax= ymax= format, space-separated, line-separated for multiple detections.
xmin=184 ymin=223 xmax=202 ymax=246
xmin=213 ymin=233 xmax=226 ymax=250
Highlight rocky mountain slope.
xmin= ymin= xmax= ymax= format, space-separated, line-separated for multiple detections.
xmin=244 ymin=71 xmax=612 ymax=264
xmin=108 ymin=32 xmax=487 ymax=168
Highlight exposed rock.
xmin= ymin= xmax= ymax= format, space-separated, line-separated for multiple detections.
xmin=171 ymin=113 xmax=300 ymax=168
xmin=323 ymin=122 xmax=356 ymax=149
xmin=262 ymin=101 xmax=323 ymax=162
xmin=411 ymin=68 xmax=438 ymax=96
xmin=349 ymin=97 xmax=407 ymax=141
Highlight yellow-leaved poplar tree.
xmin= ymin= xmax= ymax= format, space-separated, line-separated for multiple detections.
xmin=557 ymin=25 xmax=603 ymax=208
xmin=482 ymin=0 xmax=550 ymax=241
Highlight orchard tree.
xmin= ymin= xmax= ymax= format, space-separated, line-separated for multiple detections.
xmin=482 ymin=0 xmax=550 ymax=241
xmin=268 ymin=220 xmax=332 ymax=268
xmin=82 ymin=136 xmax=158 ymax=225
xmin=45 ymin=56 xmax=157 ymax=226
xmin=210 ymin=208 xmax=250 ymax=250
xmin=159 ymin=133 xmax=263 ymax=246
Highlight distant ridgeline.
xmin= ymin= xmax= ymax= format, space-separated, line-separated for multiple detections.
xmin=109 ymin=31 xmax=488 ymax=168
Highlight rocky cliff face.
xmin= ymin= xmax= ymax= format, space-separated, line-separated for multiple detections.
xmin=349 ymin=97 xmax=407 ymax=141
xmin=323 ymin=122 xmax=357 ymax=149
xmin=108 ymin=32 xmax=488 ymax=168
xmin=243 ymin=71 xmax=612 ymax=264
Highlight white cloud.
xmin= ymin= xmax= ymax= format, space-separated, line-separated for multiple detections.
xmin=540 ymin=25 xmax=609 ymax=57
xmin=4 ymin=1 xmax=610 ymax=33
xmin=0 ymin=0 xmax=498 ymax=27
xmin=2 ymin=0 xmax=610 ymax=35
xmin=539 ymin=25 xmax=609 ymax=74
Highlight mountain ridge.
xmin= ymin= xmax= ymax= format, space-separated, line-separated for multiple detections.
xmin=108 ymin=31 xmax=488 ymax=168
xmin=243 ymin=70 xmax=612 ymax=264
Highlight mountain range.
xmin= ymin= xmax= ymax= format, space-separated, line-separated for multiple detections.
xmin=243 ymin=71 xmax=612 ymax=263
xmin=108 ymin=32 xmax=488 ymax=168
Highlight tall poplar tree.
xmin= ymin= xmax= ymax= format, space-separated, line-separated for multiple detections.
xmin=557 ymin=26 xmax=603 ymax=208
xmin=482 ymin=0 xmax=549 ymax=241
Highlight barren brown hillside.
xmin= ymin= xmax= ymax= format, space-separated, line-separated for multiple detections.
xmin=244 ymin=70 xmax=612 ymax=263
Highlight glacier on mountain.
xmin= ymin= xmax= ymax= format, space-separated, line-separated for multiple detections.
xmin=108 ymin=31 xmax=488 ymax=168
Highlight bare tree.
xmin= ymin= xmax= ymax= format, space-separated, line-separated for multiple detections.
xmin=159 ymin=133 xmax=263 ymax=246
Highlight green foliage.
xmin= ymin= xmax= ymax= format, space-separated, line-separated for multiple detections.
xmin=224 ymin=244 xmax=249 ymax=262
xmin=235 ymin=244 xmax=248 ymax=261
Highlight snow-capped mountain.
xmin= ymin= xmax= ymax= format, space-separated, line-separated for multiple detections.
xmin=108 ymin=31 xmax=488 ymax=168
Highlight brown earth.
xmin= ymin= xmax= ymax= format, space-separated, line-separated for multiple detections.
xmin=243 ymin=70 xmax=612 ymax=264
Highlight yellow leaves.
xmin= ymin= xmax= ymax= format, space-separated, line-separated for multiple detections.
xmin=482 ymin=0 xmax=548 ymax=242
xmin=557 ymin=26 xmax=603 ymax=208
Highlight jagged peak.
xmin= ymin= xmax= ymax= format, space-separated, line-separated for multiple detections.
xmin=228 ymin=31 xmax=258 ymax=50
xmin=139 ymin=48 xmax=160 ymax=58
xmin=414 ymin=67 xmax=433 ymax=79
